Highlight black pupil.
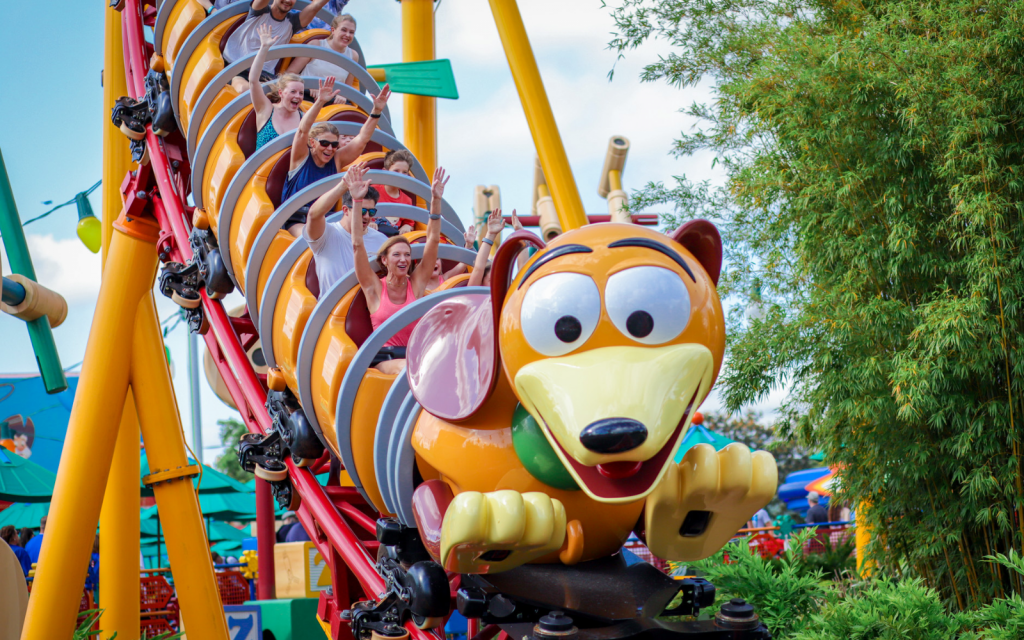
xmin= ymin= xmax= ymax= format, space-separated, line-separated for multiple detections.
xmin=554 ymin=316 xmax=582 ymax=343
xmin=626 ymin=310 xmax=654 ymax=338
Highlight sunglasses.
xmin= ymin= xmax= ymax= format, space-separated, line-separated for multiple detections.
xmin=361 ymin=208 xmax=378 ymax=215
xmin=315 ymin=139 xmax=340 ymax=149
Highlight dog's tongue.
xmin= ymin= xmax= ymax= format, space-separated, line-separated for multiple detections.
xmin=597 ymin=461 xmax=642 ymax=479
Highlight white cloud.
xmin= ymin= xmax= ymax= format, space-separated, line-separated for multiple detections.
xmin=1 ymin=234 xmax=102 ymax=304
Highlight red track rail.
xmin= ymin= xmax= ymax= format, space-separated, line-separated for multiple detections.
xmin=119 ymin=3 xmax=439 ymax=638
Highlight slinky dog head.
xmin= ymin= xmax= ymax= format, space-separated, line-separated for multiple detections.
xmin=407 ymin=221 xmax=725 ymax=504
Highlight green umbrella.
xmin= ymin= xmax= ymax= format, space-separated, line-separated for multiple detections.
xmin=0 ymin=448 xmax=57 ymax=503
xmin=0 ymin=501 xmax=50 ymax=529
xmin=138 ymin=519 xmax=246 ymax=543
xmin=140 ymin=451 xmax=251 ymax=497
xmin=673 ymin=424 xmax=738 ymax=464
xmin=211 ymin=540 xmax=243 ymax=557
xmin=142 ymin=493 xmax=282 ymax=523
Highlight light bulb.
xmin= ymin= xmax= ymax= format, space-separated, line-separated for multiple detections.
xmin=77 ymin=215 xmax=102 ymax=253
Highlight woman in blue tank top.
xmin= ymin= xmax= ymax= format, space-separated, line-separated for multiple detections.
xmin=279 ymin=76 xmax=393 ymax=236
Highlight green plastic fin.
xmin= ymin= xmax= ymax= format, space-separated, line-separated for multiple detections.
xmin=367 ymin=59 xmax=459 ymax=99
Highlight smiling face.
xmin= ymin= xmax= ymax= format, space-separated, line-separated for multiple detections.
xmin=383 ymin=240 xmax=413 ymax=277
xmin=329 ymin=19 xmax=356 ymax=49
xmin=309 ymin=132 xmax=339 ymax=165
xmin=499 ymin=224 xmax=725 ymax=504
xmin=272 ymin=0 xmax=297 ymax=14
xmin=279 ymin=81 xmax=304 ymax=113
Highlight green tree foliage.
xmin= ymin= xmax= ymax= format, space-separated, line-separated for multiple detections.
xmin=607 ymin=0 xmax=1024 ymax=607
xmin=213 ymin=418 xmax=250 ymax=482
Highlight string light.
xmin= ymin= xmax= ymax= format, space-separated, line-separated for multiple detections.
xmin=18 ymin=181 xmax=103 ymax=253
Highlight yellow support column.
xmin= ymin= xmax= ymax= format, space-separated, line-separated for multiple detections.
xmin=100 ymin=395 xmax=141 ymax=640
xmin=487 ymin=0 xmax=588 ymax=232
xmin=101 ymin=2 xmax=131 ymax=265
xmin=855 ymin=501 xmax=875 ymax=578
xmin=132 ymin=293 xmax=229 ymax=640
xmin=21 ymin=226 xmax=159 ymax=640
xmin=99 ymin=5 xmax=141 ymax=638
xmin=402 ymin=0 xmax=437 ymax=176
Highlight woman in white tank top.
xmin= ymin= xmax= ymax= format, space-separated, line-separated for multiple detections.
xmin=287 ymin=14 xmax=360 ymax=103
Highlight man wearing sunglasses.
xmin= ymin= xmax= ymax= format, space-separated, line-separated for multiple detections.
xmin=281 ymin=75 xmax=392 ymax=236
xmin=303 ymin=162 xmax=388 ymax=295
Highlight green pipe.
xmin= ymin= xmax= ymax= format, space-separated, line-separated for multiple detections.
xmin=0 ymin=147 xmax=67 ymax=393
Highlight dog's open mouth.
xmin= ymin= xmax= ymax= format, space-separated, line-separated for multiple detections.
xmin=545 ymin=388 xmax=700 ymax=501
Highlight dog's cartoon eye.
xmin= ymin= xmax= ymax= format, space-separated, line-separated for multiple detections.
xmin=605 ymin=266 xmax=690 ymax=344
xmin=520 ymin=272 xmax=600 ymax=356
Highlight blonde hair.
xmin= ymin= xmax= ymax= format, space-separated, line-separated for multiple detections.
xmin=384 ymin=149 xmax=415 ymax=170
xmin=310 ymin=122 xmax=341 ymax=139
xmin=267 ymin=73 xmax=304 ymax=104
xmin=331 ymin=13 xmax=356 ymax=29
xmin=377 ymin=236 xmax=412 ymax=276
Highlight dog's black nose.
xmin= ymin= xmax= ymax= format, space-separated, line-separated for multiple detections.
xmin=580 ymin=418 xmax=648 ymax=454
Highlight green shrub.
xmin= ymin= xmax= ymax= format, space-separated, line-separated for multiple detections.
xmin=798 ymin=533 xmax=857 ymax=581
xmin=792 ymin=578 xmax=963 ymax=640
xmin=689 ymin=529 xmax=828 ymax=639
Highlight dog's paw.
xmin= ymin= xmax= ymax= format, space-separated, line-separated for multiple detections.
xmin=645 ymin=443 xmax=777 ymax=561
xmin=440 ymin=490 xmax=566 ymax=573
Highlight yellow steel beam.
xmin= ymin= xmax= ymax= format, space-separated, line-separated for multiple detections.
xmin=132 ymin=294 xmax=229 ymax=640
xmin=855 ymin=501 xmax=875 ymax=578
xmin=101 ymin=4 xmax=131 ymax=265
xmin=99 ymin=6 xmax=142 ymax=639
xmin=487 ymin=0 xmax=587 ymax=231
xmin=100 ymin=394 xmax=141 ymax=640
xmin=21 ymin=228 xmax=158 ymax=640
xmin=402 ymin=0 xmax=437 ymax=176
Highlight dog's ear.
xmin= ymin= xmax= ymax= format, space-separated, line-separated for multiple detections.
xmin=671 ymin=220 xmax=722 ymax=286
xmin=408 ymin=293 xmax=495 ymax=421
xmin=407 ymin=232 xmax=546 ymax=421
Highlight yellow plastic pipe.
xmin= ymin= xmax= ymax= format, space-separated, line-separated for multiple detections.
xmin=401 ymin=0 xmax=436 ymax=176
xmin=100 ymin=393 xmax=141 ymax=640
xmin=99 ymin=7 xmax=142 ymax=638
xmin=132 ymin=293 xmax=230 ymax=640
xmin=487 ymin=0 xmax=588 ymax=232
xmin=21 ymin=228 xmax=158 ymax=640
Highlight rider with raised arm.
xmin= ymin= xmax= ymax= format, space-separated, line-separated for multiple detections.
xmin=304 ymin=163 xmax=388 ymax=293
xmin=280 ymin=76 xmax=392 ymax=236
xmin=224 ymin=0 xmax=331 ymax=93
xmin=351 ymin=166 xmax=449 ymax=374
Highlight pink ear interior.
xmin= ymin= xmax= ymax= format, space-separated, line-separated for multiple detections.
xmin=671 ymin=220 xmax=723 ymax=285
xmin=407 ymin=293 xmax=495 ymax=421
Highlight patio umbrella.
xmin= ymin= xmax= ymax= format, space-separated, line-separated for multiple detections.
xmin=805 ymin=467 xmax=838 ymax=497
xmin=0 ymin=447 xmax=57 ymax=503
xmin=0 ymin=501 xmax=49 ymax=529
xmin=673 ymin=414 xmax=737 ymax=464
xmin=139 ymin=451 xmax=251 ymax=497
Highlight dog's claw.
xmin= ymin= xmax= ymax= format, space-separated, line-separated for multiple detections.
xmin=440 ymin=490 xmax=567 ymax=573
xmin=645 ymin=443 xmax=777 ymax=561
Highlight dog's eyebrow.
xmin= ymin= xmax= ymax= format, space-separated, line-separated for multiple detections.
xmin=516 ymin=244 xmax=594 ymax=289
xmin=608 ymin=237 xmax=695 ymax=282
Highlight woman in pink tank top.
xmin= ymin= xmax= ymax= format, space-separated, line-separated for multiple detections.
xmin=350 ymin=163 xmax=449 ymax=375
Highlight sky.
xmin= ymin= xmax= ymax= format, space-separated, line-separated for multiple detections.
xmin=0 ymin=0 xmax=784 ymax=463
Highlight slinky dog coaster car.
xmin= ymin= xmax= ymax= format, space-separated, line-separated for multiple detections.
xmin=405 ymin=221 xmax=778 ymax=574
